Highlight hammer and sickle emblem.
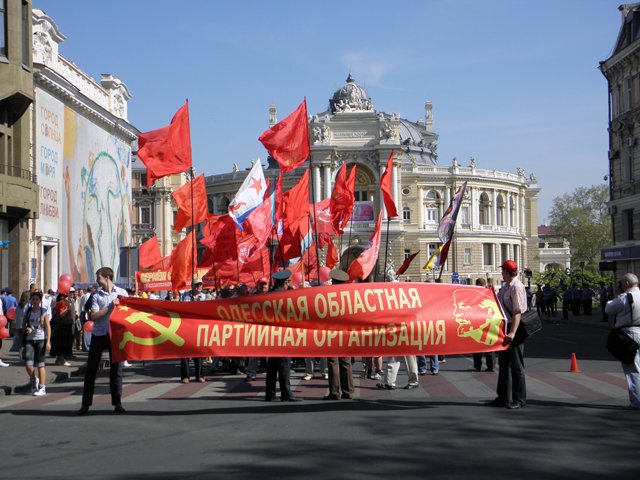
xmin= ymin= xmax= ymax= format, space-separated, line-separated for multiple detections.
xmin=119 ymin=310 xmax=185 ymax=349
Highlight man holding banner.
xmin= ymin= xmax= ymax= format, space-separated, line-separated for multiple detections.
xmin=487 ymin=260 xmax=528 ymax=410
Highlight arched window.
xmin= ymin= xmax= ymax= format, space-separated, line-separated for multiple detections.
xmin=479 ymin=192 xmax=491 ymax=225
xmin=425 ymin=190 xmax=440 ymax=224
xmin=497 ymin=194 xmax=505 ymax=226
xmin=509 ymin=196 xmax=516 ymax=227
xmin=403 ymin=206 xmax=411 ymax=223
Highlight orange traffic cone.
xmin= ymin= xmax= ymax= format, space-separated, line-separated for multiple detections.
xmin=569 ymin=352 xmax=580 ymax=373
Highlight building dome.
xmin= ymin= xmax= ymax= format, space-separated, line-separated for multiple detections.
xmin=329 ymin=74 xmax=373 ymax=113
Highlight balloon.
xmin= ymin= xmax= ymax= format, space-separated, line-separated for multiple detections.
xmin=0 ymin=314 xmax=6 ymax=329
xmin=83 ymin=321 xmax=94 ymax=333
xmin=5 ymin=307 xmax=16 ymax=320
xmin=319 ymin=266 xmax=331 ymax=283
xmin=58 ymin=280 xmax=72 ymax=295
xmin=0 ymin=327 xmax=9 ymax=339
xmin=59 ymin=273 xmax=74 ymax=285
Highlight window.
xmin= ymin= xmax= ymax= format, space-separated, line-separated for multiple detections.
xmin=625 ymin=77 xmax=633 ymax=112
xmin=513 ymin=245 xmax=519 ymax=266
xmin=479 ymin=192 xmax=491 ymax=225
xmin=501 ymin=244 xmax=509 ymax=265
xmin=403 ymin=206 xmax=411 ymax=223
xmin=460 ymin=205 xmax=470 ymax=225
xmin=404 ymin=249 xmax=411 ymax=261
xmin=140 ymin=205 xmax=151 ymax=225
xmin=483 ymin=243 xmax=493 ymax=267
xmin=428 ymin=242 xmax=441 ymax=260
xmin=496 ymin=194 xmax=505 ymax=226
xmin=425 ymin=190 xmax=440 ymax=224
xmin=0 ymin=0 xmax=6 ymax=58
xmin=354 ymin=190 xmax=368 ymax=202
xmin=21 ymin=0 xmax=29 ymax=66
xmin=463 ymin=248 xmax=472 ymax=266
xmin=623 ymin=209 xmax=635 ymax=241
xmin=624 ymin=151 xmax=634 ymax=183
xmin=510 ymin=196 xmax=516 ymax=227
xmin=140 ymin=172 xmax=147 ymax=187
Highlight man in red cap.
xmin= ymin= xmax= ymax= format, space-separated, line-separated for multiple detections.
xmin=486 ymin=260 xmax=528 ymax=409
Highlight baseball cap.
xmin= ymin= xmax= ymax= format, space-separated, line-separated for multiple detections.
xmin=500 ymin=260 xmax=518 ymax=273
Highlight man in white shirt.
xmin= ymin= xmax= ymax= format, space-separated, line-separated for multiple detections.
xmin=606 ymin=273 xmax=640 ymax=409
xmin=487 ymin=260 xmax=528 ymax=410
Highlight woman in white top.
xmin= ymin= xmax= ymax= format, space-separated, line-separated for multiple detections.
xmin=23 ymin=291 xmax=51 ymax=396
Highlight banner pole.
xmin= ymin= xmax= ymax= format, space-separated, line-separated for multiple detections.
xmin=382 ymin=217 xmax=391 ymax=282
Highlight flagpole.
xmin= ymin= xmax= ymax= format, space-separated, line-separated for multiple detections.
xmin=308 ymin=161 xmax=321 ymax=282
xmin=189 ymin=167 xmax=196 ymax=298
xmin=345 ymin=213 xmax=355 ymax=271
xmin=382 ymin=217 xmax=391 ymax=282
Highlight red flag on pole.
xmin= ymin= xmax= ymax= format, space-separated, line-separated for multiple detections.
xmin=171 ymin=230 xmax=197 ymax=292
xmin=137 ymin=101 xmax=193 ymax=188
xmin=395 ymin=250 xmax=420 ymax=276
xmin=172 ymin=174 xmax=209 ymax=232
xmin=347 ymin=212 xmax=383 ymax=281
xmin=139 ymin=236 xmax=162 ymax=270
xmin=330 ymin=164 xmax=356 ymax=234
xmin=258 ymin=100 xmax=310 ymax=173
xmin=380 ymin=150 xmax=398 ymax=218
xmin=326 ymin=236 xmax=339 ymax=269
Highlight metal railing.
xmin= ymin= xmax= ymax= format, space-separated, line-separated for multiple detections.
xmin=0 ymin=163 xmax=34 ymax=182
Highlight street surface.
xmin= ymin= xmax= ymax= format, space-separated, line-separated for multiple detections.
xmin=1 ymin=320 xmax=639 ymax=479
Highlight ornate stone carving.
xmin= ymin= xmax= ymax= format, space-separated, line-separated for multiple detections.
xmin=529 ymin=172 xmax=537 ymax=183
xmin=33 ymin=31 xmax=53 ymax=65
xmin=470 ymin=156 xmax=476 ymax=168
xmin=330 ymin=74 xmax=374 ymax=113
xmin=517 ymin=167 xmax=525 ymax=177
xmin=312 ymin=125 xmax=330 ymax=144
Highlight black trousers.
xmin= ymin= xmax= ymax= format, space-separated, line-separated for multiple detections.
xmin=180 ymin=358 xmax=203 ymax=380
xmin=81 ymin=334 xmax=123 ymax=407
xmin=496 ymin=342 xmax=526 ymax=405
xmin=473 ymin=352 xmax=495 ymax=371
xmin=265 ymin=357 xmax=293 ymax=400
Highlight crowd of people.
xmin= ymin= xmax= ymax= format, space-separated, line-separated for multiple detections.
xmin=1 ymin=262 xmax=638 ymax=411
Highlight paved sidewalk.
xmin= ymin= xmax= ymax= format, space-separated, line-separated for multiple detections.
xmin=0 ymin=339 xmax=89 ymax=396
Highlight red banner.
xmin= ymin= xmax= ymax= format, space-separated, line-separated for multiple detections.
xmin=110 ymin=283 xmax=508 ymax=362
xmin=135 ymin=268 xmax=212 ymax=292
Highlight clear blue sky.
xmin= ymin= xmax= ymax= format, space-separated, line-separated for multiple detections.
xmin=35 ymin=0 xmax=622 ymax=223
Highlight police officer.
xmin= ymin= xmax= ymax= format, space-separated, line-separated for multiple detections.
xmin=324 ymin=269 xmax=355 ymax=400
xmin=265 ymin=270 xmax=301 ymax=402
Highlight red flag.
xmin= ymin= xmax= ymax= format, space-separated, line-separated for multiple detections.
xmin=395 ymin=250 xmax=420 ymax=276
xmin=137 ymin=102 xmax=192 ymax=188
xmin=200 ymin=214 xmax=237 ymax=262
xmin=258 ymin=100 xmax=310 ymax=173
xmin=347 ymin=212 xmax=382 ymax=282
xmin=330 ymin=164 xmax=356 ymax=234
xmin=244 ymin=188 xmax=274 ymax=250
xmin=171 ymin=230 xmax=197 ymax=291
xmin=149 ymin=254 xmax=171 ymax=271
xmin=278 ymin=170 xmax=310 ymax=260
xmin=172 ymin=174 xmax=209 ymax=232
xmin=313 ymin=198 xmax=337 ymax=237
xmin=326 ymin=236 xmax=339 ymax=269
xmin=380 ymin=150 xmax=398 ymax=218
xmin=139 ymin=236 xmax=162 ymax=270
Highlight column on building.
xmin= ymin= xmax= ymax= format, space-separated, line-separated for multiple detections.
xmin=417 ymin=186 xmax=424 ymax=229
xmin=471 ymin=186 xmax=479 ymax=230
xmin=163 ymin=192 xmax=173 ymax=256
xmin=492 ymin=190 xmax=498 ymax=227
xmin=392 ymin=161 xmax=399 ymax=216
xmin=312 ymin=165 xmax=322 ymax=203
xmin=506 ymin=192 xmax=511 ymax=229
xmin=323 ymin=165 xmax=332 ymax=199
xmin=380 ymin=164 xmax=387 ymax=219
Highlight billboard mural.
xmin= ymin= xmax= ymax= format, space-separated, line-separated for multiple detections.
xmin=37 ymin=99 xmax=133 ymax=283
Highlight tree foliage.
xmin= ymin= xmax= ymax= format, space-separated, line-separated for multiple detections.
xmin=548 ymin=184 xmax=611 ymax=273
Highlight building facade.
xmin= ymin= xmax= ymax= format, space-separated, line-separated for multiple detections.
xmin=206 ymin=75 xmax=541 ymax=284
xmin=30 ymin=8 xmax=138 ymax=288
xmin=600 ymin=3 xmax=640 ymax=275
xmin=537 ymin=225 xmax=571 ymax=272
xmin=0 ymin=0 xmax=39 ymax=293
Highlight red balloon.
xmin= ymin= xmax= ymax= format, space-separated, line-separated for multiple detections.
xmin=5 ymin=307 xmax=16 ymax=320
xmin=58 ymin=280 xmax=72 ymax=295
xmin=83 ymin=321 xmax=94 ymax=333
xmin=319 ymin=266 xmax=331 ymax=283
xmin=0 ymin=314 xmax=6 ymax=329
xmin=291 ymin=272 xmax=302 ymax=288
xmin=59 ymin=273 xmax=74 ymax=285
xmin=0 ymin=327 xmax=9 ymax=339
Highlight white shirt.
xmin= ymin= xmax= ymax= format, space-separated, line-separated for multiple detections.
xmin=606 ymin=286 xmax=640 ymax=328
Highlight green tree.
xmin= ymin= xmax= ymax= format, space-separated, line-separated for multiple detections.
xmin=548 ymin=184 xmax=611 ymax=273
